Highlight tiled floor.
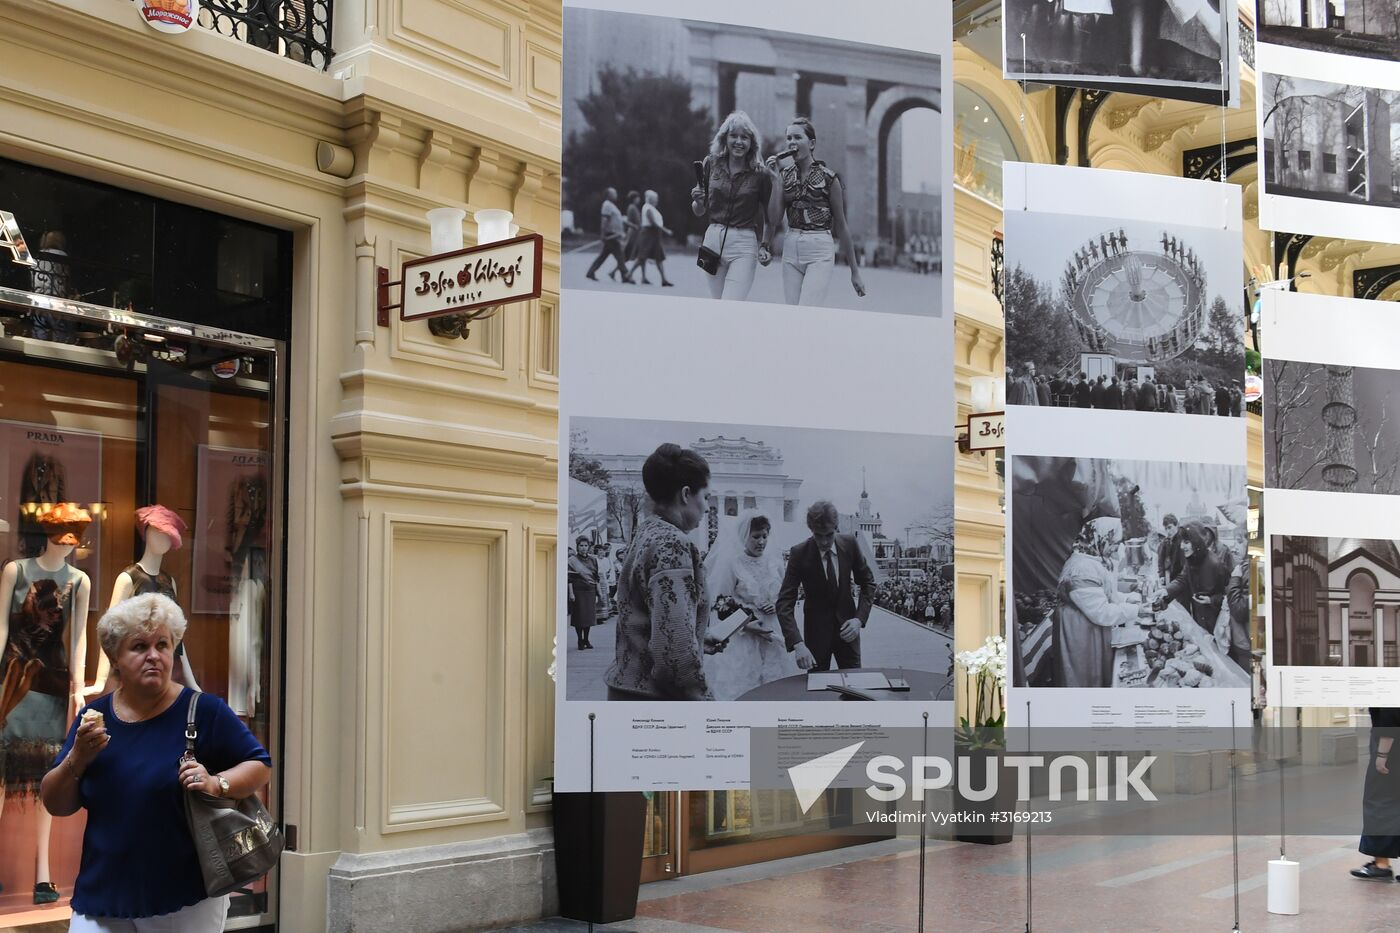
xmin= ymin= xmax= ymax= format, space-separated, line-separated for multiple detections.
xmin=495 ymin=833 xmax=1398 ymax=932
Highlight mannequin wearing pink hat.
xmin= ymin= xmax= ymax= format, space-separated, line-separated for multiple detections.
xmin=93 ymin=506 xmax=199 ymax=693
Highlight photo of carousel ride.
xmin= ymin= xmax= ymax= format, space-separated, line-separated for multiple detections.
xmin=1062 ymin=229 xmax=1205 ymax=364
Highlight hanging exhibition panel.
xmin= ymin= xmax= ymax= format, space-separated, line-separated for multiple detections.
xmin=1003 ymin=0 xmax=1240 ymax=106
xmin=1002 ymin=162 xmax=1250 ymax=728
xmin=556 ymin=0 xmax=954 ymax=791
xmin=1262 ymin=290 xmax=1400 ymax=706
xmin=1255 ymin=34 xmax=1400 ymax=243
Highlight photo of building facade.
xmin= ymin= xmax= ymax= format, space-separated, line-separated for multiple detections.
xmin=1261 ymin=74 xmax=1399 ymax=209
xmin=1259 ymin=0 xmax=1400 ymax=61
xmin=1271 ymin=535 xmax=1400 ymax=667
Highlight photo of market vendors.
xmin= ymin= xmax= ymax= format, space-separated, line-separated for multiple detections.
xmin=1011 ymin=454 xmax=1250 ymax=689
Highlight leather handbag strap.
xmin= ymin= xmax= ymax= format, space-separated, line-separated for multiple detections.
xmin=704 ymin=156 xmax=735 ymax=255
xmin=185 ymin=690 xmax=200 ymax=758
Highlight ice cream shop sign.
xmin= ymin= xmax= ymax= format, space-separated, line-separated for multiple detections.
xmin=138 ymin=0 xmax=200 ymax=34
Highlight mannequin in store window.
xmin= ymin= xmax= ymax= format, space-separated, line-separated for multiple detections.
xmin=226 ymin=475 xmax=268 ymax=719
xmin=0 ymin=502 xmax=92 ymax=904
xmin=227 ymin=549 xmax=264 ymax=719
xmin=93 ymin=505 xmax=198 ymax=692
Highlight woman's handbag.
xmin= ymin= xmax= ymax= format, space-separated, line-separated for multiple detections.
xmin=697 ymin=243 xmax=722 ymax=276
xmin=182 ymin=692 xmax=284 ymax=897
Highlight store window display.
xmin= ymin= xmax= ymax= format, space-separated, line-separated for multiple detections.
xmin=0 ymin=157 xmax=286 ymax=928
xmin=0 ymin=502 xmax=93 ymax=905
xmin=97 ymin=506 xmax=198 ymax=691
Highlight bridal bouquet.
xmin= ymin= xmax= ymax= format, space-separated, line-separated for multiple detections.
xmin=955 ymin=635 xmax=1007 ymax=749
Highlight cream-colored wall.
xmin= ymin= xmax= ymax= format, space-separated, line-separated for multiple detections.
xmin=0 ymin=1 xmax=561 ymax=929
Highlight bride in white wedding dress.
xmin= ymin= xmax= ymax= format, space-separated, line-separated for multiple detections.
xmin=703 ymin=511 xmax=800 ymax=700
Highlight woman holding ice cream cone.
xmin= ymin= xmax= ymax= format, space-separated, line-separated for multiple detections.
xmin=41 ymin=593 xmax=271 ymax=931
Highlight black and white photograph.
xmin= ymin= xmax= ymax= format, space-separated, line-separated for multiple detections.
xmin=1011 ymin=455 xmax=1251 ymax=690
xmin=1270 ymin=534 xmax=1400 ymax=667
xmin=1265 ymin=358 xmax=1400 ymax=494
xmin=1003 ymin=0 xmax=1235 ymax=100
xmin=565 ymin=416 xmax=954 ymax=703
xmin=1258 ymin=0 xmax=1400 ymax=64
xmin=1003 ymin=210 xmax=1246 ymax=416
xmin=1261 ymin=73 xmax=1400 ymax=214
xmin=562 ymin=4 xmax=946 ymax=316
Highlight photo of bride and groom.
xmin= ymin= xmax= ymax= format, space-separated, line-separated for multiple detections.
xmin=565 ymin=418 xmax=954 ymax=703
xmin=704 ymin=502 xmax=876 ymax=699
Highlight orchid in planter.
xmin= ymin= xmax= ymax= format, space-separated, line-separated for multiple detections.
xmin=955 ymin=635 xmax=1007 ymax=749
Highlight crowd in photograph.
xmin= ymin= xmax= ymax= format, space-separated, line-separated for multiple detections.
xmin=1007 ymin=363 xmax=1243 ymax=416
xmin=873 ymin=575 xmax=952 ymax=630
xmin=884 ymin=233 xmax=941 ymax=274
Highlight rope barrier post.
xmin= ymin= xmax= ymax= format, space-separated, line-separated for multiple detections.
xmin=589 ymin=712 xmax=596 ymax=933
xmin=1231 ymin=701 xmax=1241 ymax=933
xmin=1279 ymin=670 xmax=1286 ymax=858
xmin=1025 ymin=699 xmax=1032 ymax=933
xmin=918 ymin=710 xmax=929 ymax=933
xmin=1267 ymin=671 xmax=1300 ymax=916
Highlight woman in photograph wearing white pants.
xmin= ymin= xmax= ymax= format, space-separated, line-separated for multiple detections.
xmin=690 ymin=110 xmax=780 ymax=301
xmin=769 ymin=118 xmax=865 ymax=307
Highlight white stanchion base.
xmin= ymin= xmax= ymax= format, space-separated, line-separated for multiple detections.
xmin=1268 ymin=858 xmax=1300 ymax=915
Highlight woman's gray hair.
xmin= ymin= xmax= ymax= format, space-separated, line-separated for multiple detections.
xmin=97 ymin=593 xmax=187 ymax=659
xmin=708 ymin=111 xmax=764 ymax=172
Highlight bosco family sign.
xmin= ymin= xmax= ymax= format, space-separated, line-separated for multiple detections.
xmin=397 ymin=233 xmax=544 ymax=323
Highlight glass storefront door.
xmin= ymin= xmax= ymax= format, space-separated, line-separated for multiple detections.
xmin=636 ymin=790 xmax=892 ymax=881
xmin=0 ymin=288 xmax=284 ymax=929
xmin=639 ymin=791 xmax=679 ymax=882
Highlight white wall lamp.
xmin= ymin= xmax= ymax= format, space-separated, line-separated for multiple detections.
xmin=958 ymin=375 xmax=1005 ymax=454
xmin=378 ymin=208 xmax=543 ymax=340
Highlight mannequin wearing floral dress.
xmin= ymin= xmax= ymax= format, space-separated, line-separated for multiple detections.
xmin=703 ymin=511 xmax=799 ymax=700
xmin=0 ymin=502 xmax=92 ymax=904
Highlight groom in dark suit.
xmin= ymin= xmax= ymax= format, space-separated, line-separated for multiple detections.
xmin=776 ymin=500 xmax=876 ymax=671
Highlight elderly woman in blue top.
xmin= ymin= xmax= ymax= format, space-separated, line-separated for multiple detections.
xmin=40 ymin=593 xmax=271 ymax=931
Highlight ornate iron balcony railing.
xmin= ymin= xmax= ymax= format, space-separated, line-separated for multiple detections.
xmin=196 ymin=0 xmax=334 ymax=71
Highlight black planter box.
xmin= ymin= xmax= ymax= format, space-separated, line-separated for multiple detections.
xmin=954 ymin=747 xmax=1017 ymax=846
xmin=552 ymin=791 xmax=647 ymax=923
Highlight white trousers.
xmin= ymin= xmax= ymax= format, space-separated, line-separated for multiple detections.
xmin=71 ymin=896 xmax=230 ymax=933
xmin=782 ymin=229 xmax=836 ymax=306
xmin=702 ymin=225 xmax=759 ymax=300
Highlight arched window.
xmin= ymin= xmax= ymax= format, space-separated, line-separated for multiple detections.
xmin=1349 ymin=571 xmax=1378 ymax=666
xmin=952 ymin=85 xmax=1023 ymax=206
xmin=1293 ymin=566 xmax=1323 ymax=665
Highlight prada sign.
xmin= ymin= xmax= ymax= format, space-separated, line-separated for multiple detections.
xmin=1 ymin=210 xmax=35 ymax=267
